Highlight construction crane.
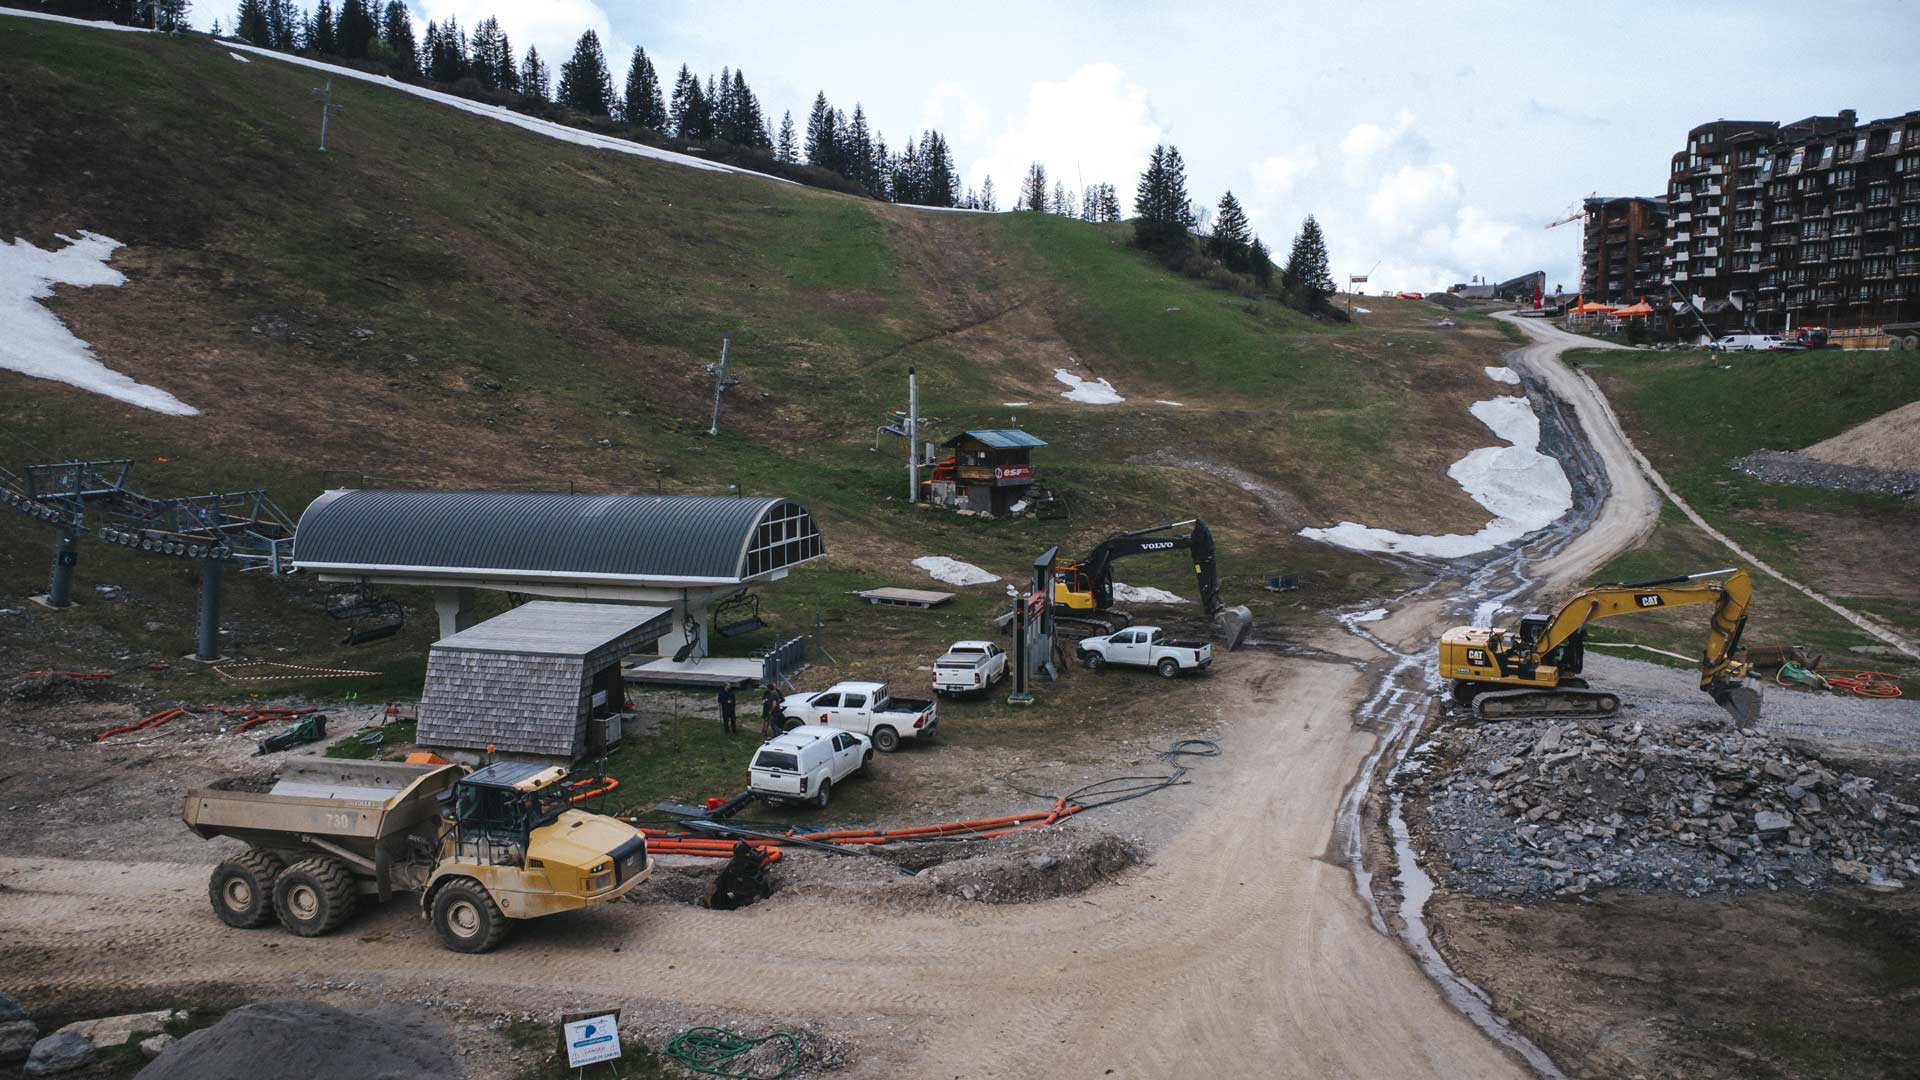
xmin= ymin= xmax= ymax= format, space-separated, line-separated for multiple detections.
xmin=1545 ymin=194 xmax=1595 ymax=299
xmin=1438 ymin=568 xmax=1762 ymax=727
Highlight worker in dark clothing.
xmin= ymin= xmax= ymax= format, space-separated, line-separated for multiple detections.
xmin=717 ymin=682 xmax=737 ymax=734
xmin=760 ymin=685 xmax=784 ymax=736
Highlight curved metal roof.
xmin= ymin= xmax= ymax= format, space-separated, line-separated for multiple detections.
xmin=292 ymin=490 xmax=823 ymax=585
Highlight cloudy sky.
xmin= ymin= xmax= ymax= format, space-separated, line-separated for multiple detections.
xmin=233 ymin=0 xmax=1918 ymax=293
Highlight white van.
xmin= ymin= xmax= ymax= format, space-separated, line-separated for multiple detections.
xmin=1709 ymin=334 xmax=1796 ymax=352
xmin=746 ymin=725 xmax=871 ymax=808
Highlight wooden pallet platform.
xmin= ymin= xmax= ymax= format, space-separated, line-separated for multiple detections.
xmin=856 ymin=587 xmax=956 ymax=609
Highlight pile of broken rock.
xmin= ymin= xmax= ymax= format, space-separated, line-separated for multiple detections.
xmin=1401 ymin=715 xmax=1919 ymax=900
xmin=0 ymin=993 xmax=181 ymax=1075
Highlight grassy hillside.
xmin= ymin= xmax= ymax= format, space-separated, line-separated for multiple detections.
xmin=0 ymin=19 xmax=1516 ymax=692
xmin=1575 ymin=346 xmax=1919 ymax=671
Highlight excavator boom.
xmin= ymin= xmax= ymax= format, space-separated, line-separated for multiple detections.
xmin=1053 ymin=518 xmax=1251 ymax=649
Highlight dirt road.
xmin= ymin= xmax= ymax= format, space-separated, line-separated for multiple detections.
xmin=0 ymin=313 xmax=1650 ymax=1079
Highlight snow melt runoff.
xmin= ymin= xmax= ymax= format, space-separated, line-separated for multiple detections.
xmin=0 ymin=232 xmax=198 ymax=416
xmin=1299 ymin=392 xmax=1571 ymax=559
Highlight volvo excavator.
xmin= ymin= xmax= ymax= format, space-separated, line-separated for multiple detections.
xmin=1439 ymin=568 xmax=1763 ymax=727
xmin=1053 ymin=519 xmax=1254 ymax=650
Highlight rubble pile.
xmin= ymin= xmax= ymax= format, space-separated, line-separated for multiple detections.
xmin=1730 ymin=449 xmax=1919 ymax=499
xmin=1402 ymin=715 xmax=1920 ymax=900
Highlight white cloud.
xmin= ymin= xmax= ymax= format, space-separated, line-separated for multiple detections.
xmin=918 ymin=80 xmax=991 ymax=149
xmin=962 ymin=63 xmax=1163 ymax=202
xmin=1251 ymin=144 xmax=1318 ymax=203
xmin=1242 ymin=108 xmax=1564 ymax=294
xmin=416 ymin=0 xmax=621 ymax=72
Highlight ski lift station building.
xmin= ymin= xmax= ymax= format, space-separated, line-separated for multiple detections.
xmin=291 ymin=490 xmax=825 ymax=657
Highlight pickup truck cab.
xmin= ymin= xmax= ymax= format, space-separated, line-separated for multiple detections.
xmin=1078 ymin=625 xmax=1213 ymax=678
xmin=781 ymin=680 xmax=938 ymax=752
xmin=748 ymin=726 xmax=871 ymax=808
xmin=933 ymin=640 xmax=1008 ymax=696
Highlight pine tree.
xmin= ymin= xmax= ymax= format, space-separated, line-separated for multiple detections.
xmin=380 ymin=0 xmax=416 ymax=77
xmin=1209 ymin=190 xmax=1252 ymax=270
xmin=336 ymin=0 xmax=374 ymax=57
xmin=1050 ymin=180 xmax=1069 ymax=217
xmin=776 ymin=110 xmax=797 ymax=164
xmin=210 ymin=16 xmax=223 ymax=34
xmin=623 ymin=48 xmax=665 ymax=130
xmin=803 ymin=92 xmax=835 ymax=170
xmin=1133 ymin=145 xmax=1194 ymax=250
xmin=467 ymin=16 xmax=503 ymax=88
xmin=1101 ymin=183 xmax=1121 ymax=222
xmin=1247 ymin=234 xmax=1274 ymax=287
xmin=269 ymin=0 xmax=297 ymax=50
xmin=844 ymin=105 xmax=874 ymax=187
xmin=556 ymin=30 xmax=615 ymax=116
xmin=980 ymin=176 xmax=997 ymax=213
xmin=310 ymin=0 xmax=335 ymax=53
xmin=152 ymin=0 xmax=189 ymax=33
xmin=1280 ymin=215 xmax=1336 ymax=311
xmin=1021 ymin=162 xmax=1048 ymax=212
xmin=520 ymin=45 xmax=550 ymax=101
xmin=669 ymin=66 xmax=699 ymax=139
xmin=234 ymin=0 xmax=269 ymax=44
xmin=924 ymin=131 xmax=957 ymax=207
xmin=727 ymin=71 xmax=768 ymax=147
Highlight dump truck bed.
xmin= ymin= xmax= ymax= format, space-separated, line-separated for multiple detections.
xmin=184 ymin=759 xmax=463 ymax=846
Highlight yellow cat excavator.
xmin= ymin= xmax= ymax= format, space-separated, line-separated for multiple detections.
xmin=1439 ymin=568 xmax=1762 ymax=727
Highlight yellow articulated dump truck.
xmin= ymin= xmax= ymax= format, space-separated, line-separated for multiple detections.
xmin=183 ymin=758 xmax=650 ymax=953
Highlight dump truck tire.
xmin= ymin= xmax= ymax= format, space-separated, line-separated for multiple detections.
xmin=273 ymin=856 xmax=357 ymax=937
xmin=431 ymin=879 xmax=509 ymax=954
xmin=209 ymin=849 xmax=285 ymax=929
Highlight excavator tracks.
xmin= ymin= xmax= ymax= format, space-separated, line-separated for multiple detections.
xmin=1469 ymin=687 xmax=1621 ymax=722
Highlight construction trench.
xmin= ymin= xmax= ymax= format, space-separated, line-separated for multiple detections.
xmin=1 ymin=315 xmax=1915 ymax=1078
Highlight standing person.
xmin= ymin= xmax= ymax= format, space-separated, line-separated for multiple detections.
xmin=760 ymin=685 xmax=783 ymax=736
xmin=717 ymin=682 xmax=737 ymax=734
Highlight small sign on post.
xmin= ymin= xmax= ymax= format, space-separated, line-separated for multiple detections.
xmin=560 ymin=1010 xmax=623 ymax=1073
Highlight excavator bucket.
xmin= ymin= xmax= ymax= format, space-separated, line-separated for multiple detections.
xmin=1710 ymin=681 xmax=1764 ymax=730
xmin=1213 ymin=605 xmax=1254 ymax=652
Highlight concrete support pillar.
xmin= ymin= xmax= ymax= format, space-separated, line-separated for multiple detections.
xmin=46 ymin=530 xmax=79 ymax=608
xmin=433 ymin=586 xmax=477 ymax=639
xmin=195 ymin=559 xmax=226 ymax=661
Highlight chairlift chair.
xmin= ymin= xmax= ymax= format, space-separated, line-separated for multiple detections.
xmin=325 ymin=588 xmax=406 ymax=645
xmin=712 ymin=591 xmax=768 ymax=639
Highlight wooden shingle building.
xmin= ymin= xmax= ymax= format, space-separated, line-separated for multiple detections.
xmin=927 ymin=429 xmax=1046 ymax=516
xmin=419 ymin=600 xmax=671 ymax=760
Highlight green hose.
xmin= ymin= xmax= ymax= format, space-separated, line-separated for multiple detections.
xmin=662 ymin=1027 xmax=799 ymax=1079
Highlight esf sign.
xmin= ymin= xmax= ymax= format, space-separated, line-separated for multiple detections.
xmin=993 ymin=464 xmax=1032 ymax=481
xmin=562 ymin=1011 xmax=622 ymax=1068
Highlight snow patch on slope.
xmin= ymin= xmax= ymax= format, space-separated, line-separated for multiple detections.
xmin=1112 ymin=582 xmax=1189 ymax=605
xmin=913 ymin=556 xmax=999 ymax=587
xmin=0 ymin=232 xmax=198 ymax=416
xmin=1299 ymin=395 xmax=1571 ymax=558
xmin=1484 ymin=366 xmax=1520 ymax=385
xmin=1054 ymin=369 xmax=1125 ymax=404
xmin=228 ymin=51 xmax=251 ymax=62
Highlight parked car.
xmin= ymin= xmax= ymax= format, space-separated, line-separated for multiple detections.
xmin=747 ymin=725 xmax=872 ymax=808
xmin=933 ymin=640 xmax=1008 ymax=696
xmin=1077 ymin=625 xmax=1213 ymax=678
xmin=780 ymin=680 xmax=938 ymax=752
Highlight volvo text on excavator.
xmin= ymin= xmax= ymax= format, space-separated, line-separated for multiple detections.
xmin=1052 ymin=519 xmax=1253 ymax=649
xmin=1439 ymin=568 xmax=1763 ymax=727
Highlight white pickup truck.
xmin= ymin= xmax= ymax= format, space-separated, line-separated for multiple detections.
xmin=933 ymin=640 xmax=1008 ymax=697
xmin=781 ymin=680 xmax=938 ymax=752
xmin=748 ymin=726 xmax=872 ymax=808
xmin=1077 ymin=626 xmax=1213 ymax=678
